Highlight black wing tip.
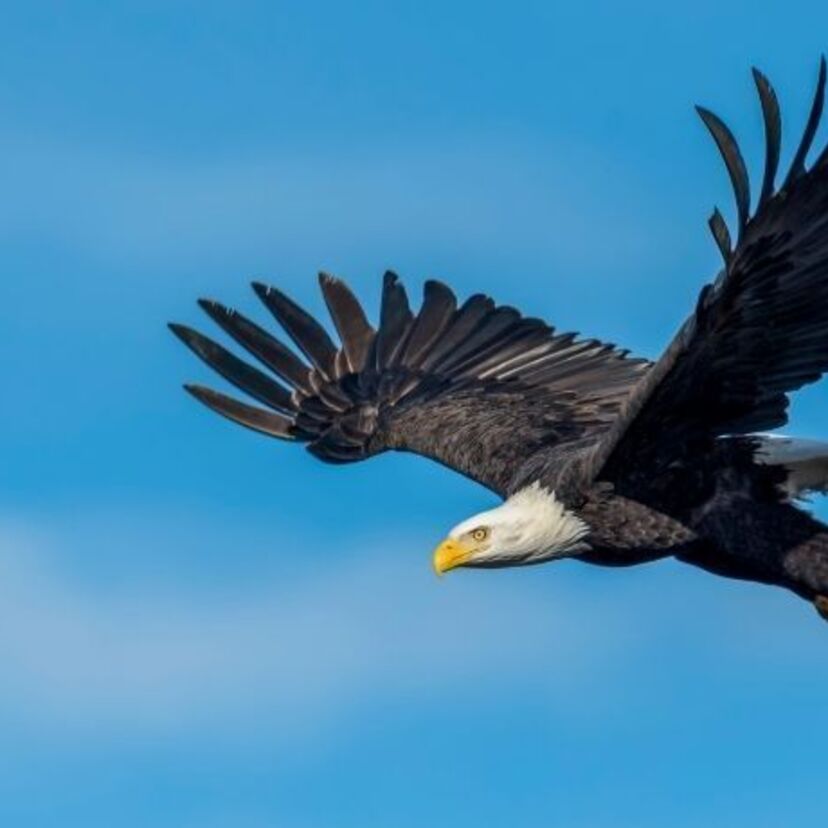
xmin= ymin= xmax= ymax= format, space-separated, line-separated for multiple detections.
xmin=813 ymin=49 xmax=826 ymax=96
xmin=168 ymin=321 xmax=195 ymax=343
xmin=318 ymin=270 xmax=342 ymax=288
xmin=252 ymin=280 xmax=290 ymax=303
xmin=182 ymin=382 xmax=222 ymax=407
xmin=696 ymin=105 xmax=750 ymax=223
xmin=168 ymin=322 xmax=214 ymax=357
xmin=423 ymin=277 xmax=451 ymax=291
xmin=782 ymin=56 xmax=827 ymax=187
xmin=251 ymin=279 xmax=293 ymax=312
xmin=183 ymin=381 xmax=207 ymax=397
xmin=318 ymin=271 xmax=358 ymax=301
xmin=197 ymin=297 xmax=233 ymax=319
xmin=182 ymin=383 xmax=298 ymax=441
xmin=423 ymin=278 xmax=457 ymax=302
xmin=380 ymin=270 xmax=410 ymax=310
xmin=695 ymin=104 xmax=737 ymax=143
xmin=750 ymin=64 xmax=776 ymax=87
xmin=708 ymin=207 xmax=732 ymax=265
xmin=750 ymin=65 xmax=777 ymax=102
xmin=251 ymin=280 xmax=300 ymax=310
xmin=182 ymin=381 xmax=226 ymax=400
xmin=694 ymin=104 xmax=725 ymax=131
xmin=697 ymin=58 xmax=828 ymax=245
xmin=751 ymin=65 xmax=782 ymax=207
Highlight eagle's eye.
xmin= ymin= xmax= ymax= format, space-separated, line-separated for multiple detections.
xmin=472 ymin=527 xmax=489 ymax=542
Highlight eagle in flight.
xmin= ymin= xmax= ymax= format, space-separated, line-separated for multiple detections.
xmin=171 ymin=61 xmax=828 ymax=620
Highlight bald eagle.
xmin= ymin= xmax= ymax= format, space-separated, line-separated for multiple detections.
xmin=171 ymin=61 xmax=828 ymax=620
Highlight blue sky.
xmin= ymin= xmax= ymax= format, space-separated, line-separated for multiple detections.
xmin=3 ymin=2 xmax=828 ymax=826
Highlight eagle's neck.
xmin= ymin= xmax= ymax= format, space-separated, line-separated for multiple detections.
xmin=503 ymin=482 xmax=591 ymax=561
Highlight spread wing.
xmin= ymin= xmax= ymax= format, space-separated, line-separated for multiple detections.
xmin=590 ymin=60 xmax=828 ymax=492
xmin=170 ymin=272 xmax=649 ymax=495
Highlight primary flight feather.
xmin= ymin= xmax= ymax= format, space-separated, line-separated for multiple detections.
xmin=171 ymin=60 xmax=828 ymax=621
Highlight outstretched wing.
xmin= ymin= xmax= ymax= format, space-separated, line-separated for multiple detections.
xmin=590 ymin=59 xmax=828 ymax=492
xmin=170 ymin=272 xmax=649 ymax=495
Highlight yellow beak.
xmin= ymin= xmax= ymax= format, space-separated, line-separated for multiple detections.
xmin=432 ymin=537 xmax=474 ymax=575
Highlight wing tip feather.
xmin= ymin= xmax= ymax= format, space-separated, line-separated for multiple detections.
xmin=183 ymin=383 xmax=298 ymax=441
xmin=708 ymin=207 xmax=732 ymax=265
xmin=696 ymin=104 xmax=751 ymax=236
xmin=783 ymin=56 xmax=827 ymax=187
xmin=168 ymin=321 xmax=196 ymax=345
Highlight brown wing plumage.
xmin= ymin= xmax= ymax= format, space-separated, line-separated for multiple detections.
xmin=170 ymin=271 xmax=649 ymax=495
xmin=588 ymin=59 xmax=828 ymax=493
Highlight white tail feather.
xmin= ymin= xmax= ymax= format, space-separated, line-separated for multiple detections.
xmin=752 ymin=435 xmax=828 ymax=498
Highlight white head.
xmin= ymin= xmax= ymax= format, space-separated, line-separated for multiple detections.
xmin=432 ymin=482 xmax=591 ymax=574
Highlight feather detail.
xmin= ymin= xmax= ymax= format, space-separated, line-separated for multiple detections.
xmin=318 ymin=273 xmax=374 ymax=373
xmin=783 ymin=56 xmax=826 ymax=188
xmin=197 ymin=300 xmax=313 ymax=395
xmin=183 ymin=384 xmax=297 ymax=439
xmin=172 ymin=273 xmax=649 ymax=495
xmin=752 ymin=67 xmax=782 ymax=207
xmin=708 ymin=208 xmax=732 ymax=265
xmin=696 ymin=105 xmax=751 ymax=237
xmin=252 ymin=282 xmax=338 ymax=380
xmin=169 ymin=323 xmax=296 ymax=415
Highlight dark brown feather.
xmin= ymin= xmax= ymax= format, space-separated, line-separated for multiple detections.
xmin=318 ymin=273 xmax=375 ymax=373
xmin=696 ymin=106 xmax=751 ymax=235
xmin=184 ymin=384 xmax=297 ymax=439
xmin=197 ymin=300 xmax=313 ymax=395
xmin=708 ymin=208 xmax=732 ymax=264
xmin=172 ymin=274 xmax=649 ymax=495
xmin=375 ymin=271 xmax=414 ymax=369
xmin=417 ymin=294 xmax=495 ymax=371
xmin=752 ymin=67 xmax=782 ymax=207
xmin=169 ymin=324 xmax=296 ymax=414
xmin=589 ymin=64 xmax=828 ymax=502
xmin=783 ymin=57 xmax=826 ymax=188
xmin=252 ymin=282 xmax=338 ymax=379
xmin=400 ymin=280 xmax=457 ymax=369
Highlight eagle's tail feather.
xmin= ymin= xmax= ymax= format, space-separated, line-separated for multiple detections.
xmin=753 ymin=434 xmax=828 ymax=498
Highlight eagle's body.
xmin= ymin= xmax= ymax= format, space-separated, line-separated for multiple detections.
xmin=171 ymin=61 xmax=828 ymax=620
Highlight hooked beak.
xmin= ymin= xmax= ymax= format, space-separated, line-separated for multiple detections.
xmin=432 ymin=537 xmax=474 ymax=575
